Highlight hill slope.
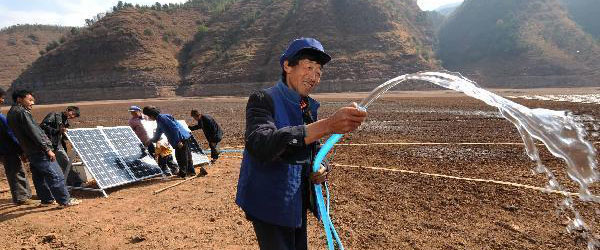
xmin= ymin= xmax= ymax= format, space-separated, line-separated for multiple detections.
xmin=0 ymin=25 xmax=71 ymax=90
xmin=437 ymin=0 xmax=600 ymax=87
xmin=179 ymin=0 xmax=438 ymax=96
xmin=11 ymin=0 xmax=438 ymax=103
xmin=11 ymin=7 xmax=207 ymax=102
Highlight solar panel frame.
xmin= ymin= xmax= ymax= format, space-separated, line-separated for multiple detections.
xmin=66 ymin=126 xmax=164 ymax=192
xmin=66 ymin=128 xmax=135 ymax=189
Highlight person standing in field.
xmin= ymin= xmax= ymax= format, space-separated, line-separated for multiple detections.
xmin=236 ymin=38 xmax=367 ymax=249
xmin=0 ymin=87 xmax=33 ymax=205
xmin=7 ymin=90 xmax=80 ymax=207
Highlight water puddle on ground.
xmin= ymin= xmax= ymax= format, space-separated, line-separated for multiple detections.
xmin=509 ymin=94 xmax=600 ymax=105
xmin=357 ymin=71 xmax=600 ymax=248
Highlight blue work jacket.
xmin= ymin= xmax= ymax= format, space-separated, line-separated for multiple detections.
xmin=236 ymin=81 xmax=320 ymax=228
xmin=150 ymin=114 xmax=191 ymax=147
xmin=0 ymin=114 xmax=22 ymax=155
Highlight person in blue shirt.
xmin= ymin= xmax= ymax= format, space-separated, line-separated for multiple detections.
xmin=143 ymin=106 xmax=207 ymax=178
xmin=236 ymin=38 xmax=367 ymax=249
xmin=0 ymin=87 xmax=33 ymax=205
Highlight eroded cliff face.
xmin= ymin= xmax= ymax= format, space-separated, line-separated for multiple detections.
xmin=11 ymin=8 xmax=206 ymax=103
xmin=11 ymin=0 xmax=437 ymax=103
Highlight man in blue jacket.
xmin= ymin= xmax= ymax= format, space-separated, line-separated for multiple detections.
xmin=0 ymin=87 xmax=33 ymax=205
xmin=236 ymin=38 xmax=367 ymax=249
xmin=143 ymin=106 xmax=207 ymax=178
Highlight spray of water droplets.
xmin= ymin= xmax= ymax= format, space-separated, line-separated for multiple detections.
xmin=358 ymin=71 xmax=599 ymax=248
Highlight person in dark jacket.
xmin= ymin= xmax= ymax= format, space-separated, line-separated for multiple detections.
xmin=235 ymin=38 xmax=367 ymax=250
xmin=189 ymin=109 xmax=223 ymax=162
xmin=40 ymin=106 xmax=85 ymax=187
xmin=0 ymin=87 xmax=33 ymax=205
xmin=143 ymin=106 xmax=208 ymax=178
xmin=7 ymin=90 xmax=80 ymax=207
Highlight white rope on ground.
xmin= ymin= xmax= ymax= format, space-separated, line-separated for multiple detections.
xmin=221 ymin=154 xmax=597 ymax=198
xmin=228 ymin=142 xmax=599 ymax=147
xmin=335 ymin=142 xmax=527 ymax=146
xmin=331 ymin=163 xmax=583 ymax=197
xmin=225 ymin=141 xmax=600 ymax=148
xmin=338 ymin=142 xmax=600 ymax=146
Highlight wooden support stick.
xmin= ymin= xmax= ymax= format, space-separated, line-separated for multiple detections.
xmin=152 ymin=175 xmax=199 ymax=195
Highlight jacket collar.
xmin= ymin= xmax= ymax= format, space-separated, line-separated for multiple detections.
xmin=13 ymin=104 xmax=31 ymax=113
xmin=61 ymin=112 xmax=68 ymax=123
xmin=275 ymin=81 xmax=320 ymax=110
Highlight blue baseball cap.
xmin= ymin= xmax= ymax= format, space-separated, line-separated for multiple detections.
xmin=279 ymin=38 xmax=331 ymax=69
xmin=128 ymin=105 xmax=141 ymax=112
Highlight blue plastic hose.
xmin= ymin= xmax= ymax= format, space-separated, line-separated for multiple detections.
xmin=312 ymin=133 xmax=344 ymax=250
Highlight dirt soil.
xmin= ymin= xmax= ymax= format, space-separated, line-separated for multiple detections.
xmin=1 ymin=90 xmax=599 ymax=249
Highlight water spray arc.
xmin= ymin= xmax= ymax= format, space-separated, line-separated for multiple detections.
xmin=312 ymin=71 xmax=600 ymax=249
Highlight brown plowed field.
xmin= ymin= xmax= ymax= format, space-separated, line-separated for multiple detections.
xmin=1 ymin=90 xmax=599 ymax=249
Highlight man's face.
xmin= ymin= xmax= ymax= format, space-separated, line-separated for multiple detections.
xmin=0 ymin=95 xmax=4 ymax=105
xmin=130 ymin=111 xmax=141 ymax=118
xmin=66 ymin=110 xmax=78 ymax=119
xmin=17 ymin=94 xmax=35 ymax=110
xmin=284 ymin=59 xmax=322 ymax=97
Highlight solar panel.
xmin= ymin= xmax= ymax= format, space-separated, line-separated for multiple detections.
xmin=66 ymin=128 xmax=135 ymax=189
xmin=177 ymin=120 xmax=211 ymax=165
xmin=142 ymin=120 xmax=210 ymax=165
xmin=103 ymin=127 xmax=163 ymax=179
xmin=187 ymin=134 xmax=210 ymax=164
xmin=66 ymin=127 xmax=163 ymax=192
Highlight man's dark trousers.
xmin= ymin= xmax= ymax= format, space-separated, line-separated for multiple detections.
xmin=175 ymin=138 xmax=194 ymax=177
xmin=208 ymin=142 xmax=220 ymax=160
xmin=54 ymin=144 xmax=84 ymax=187
xmin=251 ymin=210 xmax=308 ymax=250
xmin=0 ymin=154 xmax=32 ymax=203
xmin=28 ymin=152 xmax=70 ymax=204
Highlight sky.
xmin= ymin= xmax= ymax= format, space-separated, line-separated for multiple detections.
xmin=417 ymin=0 xmax=463 ymax=11
xmin=0 ymin=0 xmax=187 ymax=29
xmin=0 ymin=0 xmax=464 ymax=29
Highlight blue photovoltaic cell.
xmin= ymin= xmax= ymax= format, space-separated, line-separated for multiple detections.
xmin=66 ymin=129 xmax=135 ymax=189
xmin=102 ymin=127 xmax=163 ymax=179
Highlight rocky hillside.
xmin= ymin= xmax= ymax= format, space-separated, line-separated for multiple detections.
xmin=11 ymin=0 xmax=438 ymax=103
xmin=437 ymin=0 xmax=600 ymax=88
xmin=11 ymin=7 xmax=208 ymax=103
xmin=179 ymin=0 xmax=439 ymax=96
xmin=0 ymin=25 xmax=71 ymax=90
